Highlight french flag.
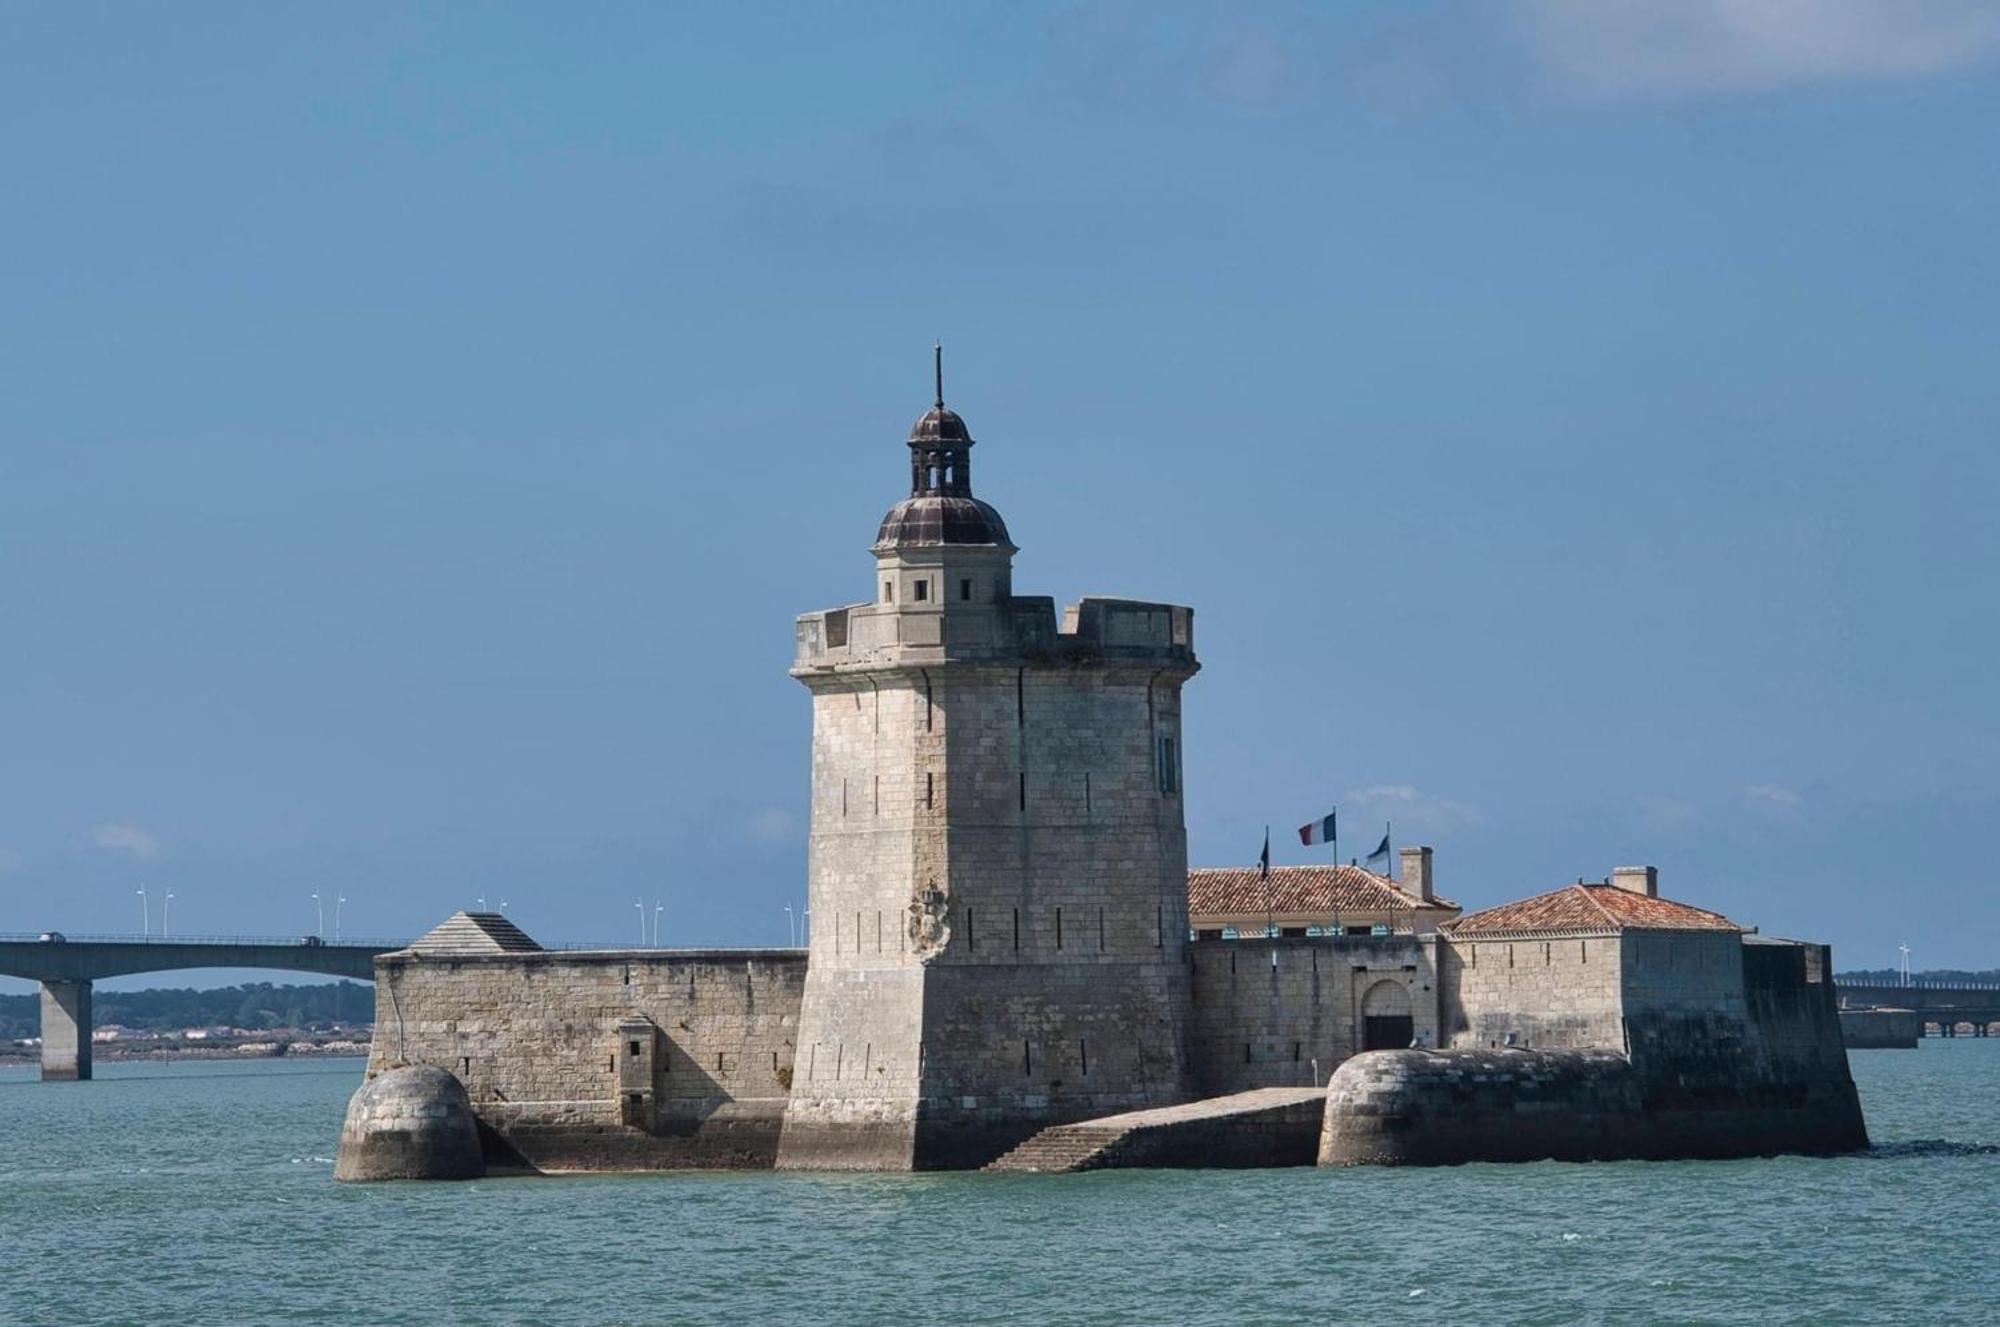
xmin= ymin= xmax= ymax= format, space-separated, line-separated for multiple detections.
xmin=1298 ymin=810 xmax=1337 ymax=846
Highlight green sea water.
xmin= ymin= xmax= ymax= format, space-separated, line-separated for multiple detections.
xmin=1 ymin=1046 xmax=1995 ymax=1326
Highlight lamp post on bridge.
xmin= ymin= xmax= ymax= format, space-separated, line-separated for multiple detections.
xmin=163 ymin=891 xmax=174 ymax=938
xmin=653 ymin=901 xmax=664 ymax=948
xmin=1900 ymin=943 xmax=1911 ymax=989
xmin=335 ymin=895 xmax=347 ymax=942
xmin=311 ymin=891 xmax=324 ymax=939
xmin=138 ymin=886 xmax=149 ymax=938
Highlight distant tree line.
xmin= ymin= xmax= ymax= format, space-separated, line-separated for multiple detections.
xmin=0 ymin=981 xmax=373 ymax=1041
xmin=1838 ymin=969 xmax=2000 ymax=987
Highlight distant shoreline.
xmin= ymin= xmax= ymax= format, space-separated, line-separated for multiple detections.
xmin=0 ymin=1035 xmax=374 ymax=1065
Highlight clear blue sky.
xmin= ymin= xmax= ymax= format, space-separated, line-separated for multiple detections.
xmin=3 ymin=2 xmax=1997 ymax=988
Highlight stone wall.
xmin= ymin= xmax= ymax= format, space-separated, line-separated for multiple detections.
xmin=1437 ymin=934 xmax=1627 ymax=1051
xmin=782 ymin=607 xmax=1199 ymax=1170
xmin=1321 ymin=934 xmax=1869 ymax=1165
xmin=1187 ymin=936 xmax=1439 ymax=1094
xmin=367 ymin=949 xmax=806 ymax=1172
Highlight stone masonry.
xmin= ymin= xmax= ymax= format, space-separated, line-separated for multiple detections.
xmin=776 ymin=376 xmax=1200 ymax=1169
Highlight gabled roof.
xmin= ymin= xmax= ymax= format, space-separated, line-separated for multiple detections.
xmin=1442 ymin=884 xmax=1739 ymax=938
xmin=1187 ymin=864 xmax=1458 ymax=918
xmin=406 ymin=911 xmax=543 ymax=955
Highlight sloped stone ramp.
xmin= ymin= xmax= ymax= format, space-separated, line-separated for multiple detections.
xmin=985 ymin=1087 xmax=1324 ymax=1173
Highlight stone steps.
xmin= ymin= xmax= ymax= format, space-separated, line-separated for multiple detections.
xmin=985 ymin=1125 xmax=1126 ymax=1173
xmin=984 ymin=1088 xmax=1326 ymax=1173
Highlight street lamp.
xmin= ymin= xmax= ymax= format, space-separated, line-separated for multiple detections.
xmin=138 ymin=886 xmax=149 ymax=938
xmin=1900 ymin=943 xmax=1912 ymax=989
xmin=653 ymin=902 xmax=664 ymax=948
xmin=785 ymin=905 xmax=796 ymax=947
xmin=163 ymin=891 xmax=175 ymax=938
xmin=311 ymin=891 xmax=324 ymax=939
xmin=335 ymin=895 xmax=347 ymax=942
xmin=635 ymin=899 xmax=646 ymax=946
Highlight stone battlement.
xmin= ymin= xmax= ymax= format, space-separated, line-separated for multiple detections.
xmin=794 ymin=595 xmax=1195 ymax=674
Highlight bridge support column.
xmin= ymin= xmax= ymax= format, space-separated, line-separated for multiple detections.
xmin=41 ymin=980 xmax=92 ymax=1081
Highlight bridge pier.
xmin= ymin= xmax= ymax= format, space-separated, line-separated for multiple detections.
xmin=40 ymin=979 xmax=92 ymax=1081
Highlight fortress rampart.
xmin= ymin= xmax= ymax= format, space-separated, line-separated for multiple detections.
xmin=367 ymin=948 xmax=806 ymax=1171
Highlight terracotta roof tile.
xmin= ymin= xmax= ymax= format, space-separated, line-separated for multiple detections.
xmin=1187 ymin=865 xmax=1457 ymax=918
xmin=1442 ymin=884 xmax=1739 ymax=937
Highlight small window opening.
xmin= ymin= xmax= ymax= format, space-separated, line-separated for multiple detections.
xmin=913 ymin=579 xmax=929 ymax=602
xmin=960 ymin=578 xmax=972 ymax=601
xmin=883 ymin=581 xmax=894 ymax=603
xmin=1158 ymin=736 xmax=1178 ymax=795
xmin=627 ymin=1040 xmax=641 ymax=1056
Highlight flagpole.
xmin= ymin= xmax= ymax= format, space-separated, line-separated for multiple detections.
xmin=1263 ymin=824 xmax=1272 ymax=940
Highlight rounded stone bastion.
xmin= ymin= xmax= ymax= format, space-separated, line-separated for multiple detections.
xmin=1318 ymin=1047 xmax=1643 ymax=1167
xmin=334 ymin=1065 xmax=485 ymax=1182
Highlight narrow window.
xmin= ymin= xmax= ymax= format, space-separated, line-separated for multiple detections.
xmin=1098 ymin=907 xmax=1106 ymax=952
xmin=1155 ymin=905 xmax=1163 ymax=949
xmin=883 ymin=581 xmax=894 ymax=603
xmin=1016 ymin=669 xmax=1025 ymax=725
xmin=841 ymin=778 xmax=848 ymax=818
xmin=873 ymin=774 xmax=880 ymax=816
xmin=1244 ymin=1042 xmax=1252 ymax=1064
xmin=1055 ymin=907 xmax=1064 ymax=950
xmin=1083 ymin=772 xmax=1092 ymax=816
xmin=914 ymin=579 xmax=929 ymax=602
xmin=925 ymin=771 xmax=934 ymax=808
xmin=1080 ymin=1039 xmax=1089 ymax=1075
xmin=1158 ymin=736 xmax=1178 ymax=795
xmin=1018 ymin=771 xmax=1026 ymax=811
xmin=627 ymin=1040 xmax=641 ymax=1056
xmin=966 ymin=907 xmax=975 ymax=951
xmin=959 ymin=578 xmax=972 ymax=601
xmin=1013 ymin=907 xmax=1020 ymax=951
xmin=1023 ymin=1040 xmax=1032 ymax=1077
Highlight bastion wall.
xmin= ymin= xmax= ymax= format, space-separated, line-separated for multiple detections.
xmin=1321 ymin=934 xmax=1868 ymax=1164
xmin=366 ymin=949 xmax=806 ymax=1172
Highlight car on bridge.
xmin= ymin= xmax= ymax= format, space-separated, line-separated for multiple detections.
xmin=39 ymin=932 xmax=65 ymax=943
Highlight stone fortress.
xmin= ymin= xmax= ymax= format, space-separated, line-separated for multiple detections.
xmin=337 ymin=362 xmax=1867 ymax=1179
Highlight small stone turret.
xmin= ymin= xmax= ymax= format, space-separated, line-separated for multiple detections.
xmin=334 ymin=1065 xmax=485 ymax=1181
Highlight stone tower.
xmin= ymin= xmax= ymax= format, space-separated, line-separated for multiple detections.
xmin=777 ymin=355 xmax=1200 ymax=1169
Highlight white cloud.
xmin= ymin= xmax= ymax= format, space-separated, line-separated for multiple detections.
xmin=1344 ymin=784 xmax=1483 ymax=835
xmin=747 ymin=808 xmax=799 ymax=844
xmin=1516 ymin=0 xmax=2000 ymax=99
xmin=92 ymin=822 xmax=161 ymax=860
xmin=1745 ymin=784 xmax=1803 ymax=808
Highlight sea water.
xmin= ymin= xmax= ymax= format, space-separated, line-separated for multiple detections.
xmin=1 ymin=1045 xmax=1995 ymax=1326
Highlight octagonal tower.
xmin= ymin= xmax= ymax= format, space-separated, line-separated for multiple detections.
xmin=777 ymin=354 xmax=1200 ymax=1170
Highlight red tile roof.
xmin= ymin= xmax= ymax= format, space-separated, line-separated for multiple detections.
xmin=1187 ymin=865 xmax=1457 ymax=918
xmin=1442 ymin=883 xmax=1739 ymax=937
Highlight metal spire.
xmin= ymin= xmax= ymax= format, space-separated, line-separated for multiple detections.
xmin=934 ymin=342 xmax=944 ymax=408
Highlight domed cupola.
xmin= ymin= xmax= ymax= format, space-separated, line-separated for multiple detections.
xmin=873 ymin=346 xmax=1014 ymax=552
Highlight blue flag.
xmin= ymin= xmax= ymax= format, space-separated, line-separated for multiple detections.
xmin=1365 ymin=834 xmax=1391 ymax=866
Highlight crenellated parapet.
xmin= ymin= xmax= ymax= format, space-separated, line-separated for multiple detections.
xmin=794 ymin=595 xmax=1196 ymax=674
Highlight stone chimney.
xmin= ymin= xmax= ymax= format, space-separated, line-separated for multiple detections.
xmin=1610 ymin=865 xmax=1658 ymax=898
xmin=1400 ymin=845 xmax=1435 ymax=903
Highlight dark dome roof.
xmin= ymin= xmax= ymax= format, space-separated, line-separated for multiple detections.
xmin=874 ymin=495 xmax=1012 ymax=551
xmin=908 ymin=406 xmax=973 ymax=446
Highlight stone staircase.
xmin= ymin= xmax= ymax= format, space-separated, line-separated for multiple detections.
xmin=986 ymin=1124 xmax=1127 ymax=1173
xmin=985 ymin=1087 xmax=1325 ymax=1173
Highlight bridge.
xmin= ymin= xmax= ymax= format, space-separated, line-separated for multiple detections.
xmin=0 ymin=932 xmax=405 ymax=1080
xmin=1836 ymin=980 xmax=2000 ymax=1036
